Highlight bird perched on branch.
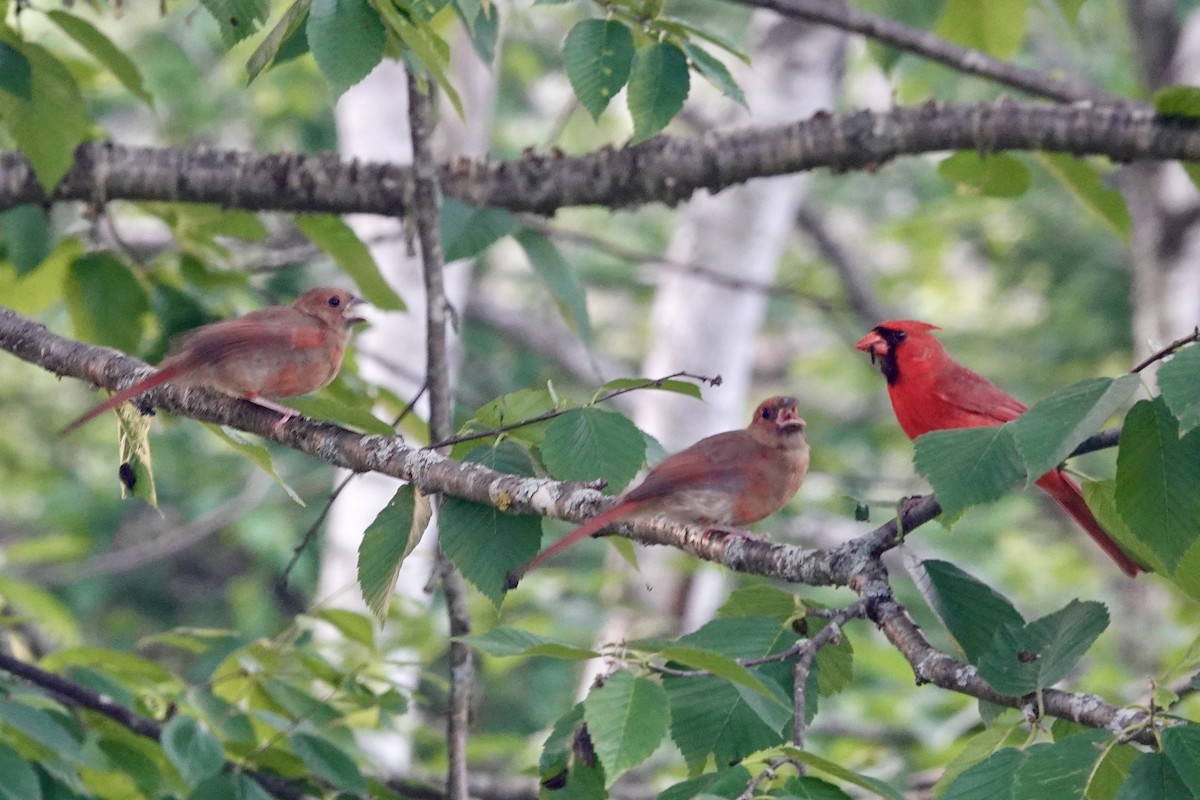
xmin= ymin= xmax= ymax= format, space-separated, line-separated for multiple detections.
xmin=61 ymin=287 xmax=367 ymax=434
xmin=507 ymin=395 xmax=810 ymax=587
xmin=856 ymin=319 xmax=1143 ymax=577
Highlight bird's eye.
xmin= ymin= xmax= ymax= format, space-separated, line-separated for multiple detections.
xmin=327 ymin=296 xmax=341 ymax=308
xmin=761 ymin=407 xmax=773 ymax=420
xmin=894 ymin=330 xmax=906 ymax=341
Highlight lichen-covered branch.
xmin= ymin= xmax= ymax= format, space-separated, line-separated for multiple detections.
xmin=0 ymin=103 xmax=1196 ymax=216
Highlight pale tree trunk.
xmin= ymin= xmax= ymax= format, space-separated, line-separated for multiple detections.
xmin=316 ymin=42 xmax=496 ymax=771
xmin=617 ymin=17 xmax=844 ymax=639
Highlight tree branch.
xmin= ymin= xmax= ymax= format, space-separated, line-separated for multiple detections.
xmin=2 ymin=103 xmax=1197 ymax=216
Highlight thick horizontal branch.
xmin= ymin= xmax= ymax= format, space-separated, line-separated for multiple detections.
xmin=0 ymin=306 xmax=1156 ymax=740
xmin=0 ymin=102 xmax=1195 ymax=215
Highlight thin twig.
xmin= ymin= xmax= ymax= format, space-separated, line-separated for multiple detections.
xmin=424 ymin=371 xmax=722 ymax=450
xmin=407 ymin=71 xmax=472 ymax=800
xmin=1130 ymin=327 xmax=1200 ymax=373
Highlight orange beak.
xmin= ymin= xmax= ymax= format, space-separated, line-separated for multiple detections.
xmin=775 ymin=398 xmax=805 ymax=431
xmin=856 ymin=331 xmax=887 ymax=363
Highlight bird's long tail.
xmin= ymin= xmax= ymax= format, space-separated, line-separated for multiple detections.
xmin=1036 ymin=469 xmax=1145 ymax=577
xmin=60 ymin=363 xmax=182 ymax=435
xmin=506 ymin=501 xmax=638 ymax=588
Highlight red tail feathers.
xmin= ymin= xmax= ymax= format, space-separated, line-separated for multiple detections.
xmin=506 ymin=500 xmax=641 ymax=588
xmin=60 ymin=364 xmax=181 ymax=435
xmin=1035 ymin=469 xmax=1144 ymax=577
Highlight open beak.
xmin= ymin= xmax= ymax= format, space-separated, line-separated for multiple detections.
xmin=775 ymin=398 xmax=806 ymax=432
xmin=344 ymin=296 xmax=369 ymax=326
xmin=855 ymin=331 xmax=887 ymax=365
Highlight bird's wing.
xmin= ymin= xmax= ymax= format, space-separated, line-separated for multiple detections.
xmin=624 ymin=432 xmax=760 ymax=503
xmin=169 ymin=312 xmax=327 ymax=366
xmin=930 ymin=360 xmax=1028 ymax=425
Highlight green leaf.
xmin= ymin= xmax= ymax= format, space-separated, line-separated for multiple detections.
xmin=0 ymin=39 xmax=31 ymax=100
xmin=161 ymin=716 xmax=225 ymax=785
xmin=1009 ymin=375 xmax=1138 ymax=481
xmin=117 ymin=401 xmax=158 ymax=507
xmin=0 ymin=204 xmax=51 ymax=276
xmin=596 ymin=376 xmax=703 ymax=401
xmin=307 ymin=0 xmax=385 ymax=97
xmin=1079 ymin=479 xmax=1163 ymax=582
xmin=439 ymin=197 xmax=515 ymax=261
xmin=938 ymin=152 xmax=1032 ymax=198
xmin=199 ymin=0 xmax=270 ymax=46
xmin=515 ymin=229 xmax=593 ymax=345
xmin=246 ymin=0 xmax=312 ymax=83
xmin=458 ymin=626 xmax=598 ymax=659
xmin=460 ymin=387 xmax=559 ymax=451
xmin=627 ymin=41 xmax=689 ymax=143
xmin=289 ymin=732 xmax=367 ymax=794
xmin=682 ymin=41 xmax=746 ymax=107
xmin=64 ymin=253 xmax=149 ymax=353
xmin=1012 ymin=733 xmax=1111 ymax=800
xmin=202 ymin=425 xmax=306 ymax=506
xmin=439 ymin=443 xmax=543 ymax=604
xmin=1155 ymin=85 xmax=1200 ymax=119
xmin=1158 ymin=344 xmax=1200 ymax=435
xmin=358 ymin=484 xmax=432 ymax=621
xmin=1038 ymin=153 xmax=1131 ymax=241
xmin=294 ymin=213 xmax=405 ymax=311
xmin=0 ymin=577 xmax=82 ymax=647
xmin=563 ymin=19 xmax=634 ymax=120
xmin=935 ymin=0 xmax=1028 ymax=58
xmin=0 ymin=38 xmax=91 ymax=192
xmin=940 ymin=746 xmax=1026 ymax=799
xmin=658 ymin=766 xmax=755 ymax=800
xmin=374 ymin=3 xmax=462 ymax=117
xmin=46 ymin=10 xmax=152 ymax=105
xmin=913 ymin=426 xmax=1026 ymax=520
xmin=539 ymin=703 xmax=607 ymax=797
xmin=0 ymin=700 xmax=82 ymax=761
xmin=978 ymin=600 xmax=1109 ymax=696
xmin=1116 ymin=398 xmax=1200 ymax=570
xmin=811 ymin=617 xmax=854 ymax=697
xmin=932 ymin=722 xmax=1024 ymax=800
xmin=309 ymin=608 xmax=376 ymax=648
xmin=788 ymin=749 xmax=905 ymax=800
xmin=464 ymin=2 xmax=498 ymax=65
xmin=0 ymin=236 xmax=75 ymax=315
xmin=717 ymin=584 xmax=798 ymax=622
xmin=643 ymin=645 xmax=771 ymax=696
xmin=1162 ymin=725 xmax=1200 ymax=795
xmin=541 ymin=407 xmax=646 ymax=494
xmin=1116 ymin=752 xmax=1192 ymax=800
xmin=583 ymin=671 xmax=669 ymax=784
xmin=921 ymin=560 xmax=1024 ymax=665
xmin=0 ymin=742 xmax=40 ymax=800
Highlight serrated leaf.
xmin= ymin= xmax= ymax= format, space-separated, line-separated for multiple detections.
xmin=1159 ymin=344 xmax=1200 ymax=435
xmin=440 ymin=197 xmax=515 ymax=261
xmin=47 ymin=10 xmax=152 ymax=104
xmin=358 ymin=484 xmax=432 ymax=621
xmin=596 ymin=376 xmax=703 ymax=400
xmin=564 ymin=19 xmax=634 ymax=120
xmin=627 ymin=41 xmax=689 ymax=143
xmin=1038 ymin=153 xmax=1131 ymax=241
xmin=648 ymin=645 xmax=771 ymax=696
xmin=64 ymin=254 xmax=149 ymax=353
xmin=247 ymin=0 xmax=312 ymax=82
xmin=787 ymin=749 xmax=906 ymax=800
xmin=439 ymin=443 xmax=542 ymax=604
xmin=932 ymin=722 xmax=1024 ymax=800
xmin=682 ymin=41 xmax=745 ymax=107
xmin=307 ymin=0 xmax=385 ymax=97
xmin=659 ymin=766 xmax=755 ymax=800
xmin=1079 ymin=480 xmax=1162 ymax=580
xmin=938 ymin=152 xmax=1032 ymax=198
xmin=461 ymin=388 xmax=560 ymax=452
xmin=202 ymin=425 xmax=306 ymax=506
xmin=200 ymin=0 xmax=270 ymax=46
xmin=0 ymin=204 xmax=51 ymax=276
xmin=1009 ymin=375 xmax=1138 ymax=480
xmin=978 ymin=600 xmax=1109 ymax=696
xmin=0 ymin=39 xmax=91 ymax=192
xmin=913 ymin=426 xmax=1026 ymax=520
xmin=161 ymin=716 xmax=225 ymax=785
xmin=0 ymin=742 xmax=39 ymax=800
xmin=717 ymin=584 xmax=798 ymax=621
xmin=374 ymin=2 xmax=462 ymax=117
xmin=515 ymin=229 xmax=592 ymax=346
xmin=811 ymin=616 xmax=854 ymax=696
xmin=457 ymin=626 xmax=598 ymax=659
xmin=0 ymin=39 xmax=31 ymax=100
xmin=289 ymin=732 xmax=367 ymax=794
xmin=921 ymin=559 xmax=1024 ymax=665
xmin=1115 ymin=752 xmax=1191 ymax=800
xmin=1012 ymin=733 xmax=1110 ymax=800
xmin=583 ymin=671 xmax=668 ymax=784
xmin=940 ymin=746 xmax=1026 ymax=799
xmin=1162 ymin=725 xmax=1200 ymax=794
xmin=539 ymin=703 xmax=608 ymax=797
xmin=541 ymin=407 xmax=646 ymax=494
xmin=294 ymin=213 xmax=404 ymax=310
xmin=935 ymin=0 xmax=1028 ymax=58
xmin=1115 ymin=398 xmax=1200 ymax=570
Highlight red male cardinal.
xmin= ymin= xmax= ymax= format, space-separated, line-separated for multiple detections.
xmin=508 ymin=396 xmax=810 ymax=587
xmin=62 ymin=287 xmax=366 ymax=434
xmin=856 ymin=320 xmax=1143 ymax=577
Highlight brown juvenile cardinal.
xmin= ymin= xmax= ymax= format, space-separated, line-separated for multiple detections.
xmin=508 ymin=396 xmax=810 ymax=587
xmin=856 ymin=320 xmax=1143 ymax=577
xmin=61 ymin=287 xmax=367 ymax=434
